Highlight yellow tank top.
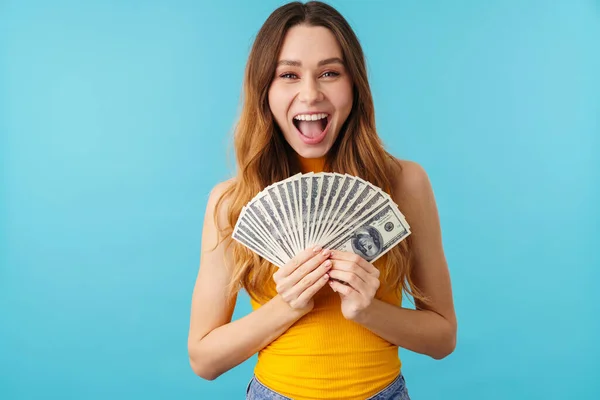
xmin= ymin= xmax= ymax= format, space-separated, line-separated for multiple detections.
xmin=249 ymin=156 xmax=402 ymax=400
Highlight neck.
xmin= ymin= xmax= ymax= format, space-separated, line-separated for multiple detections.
xmin=296 ymin=154 xmax=326 ymax=173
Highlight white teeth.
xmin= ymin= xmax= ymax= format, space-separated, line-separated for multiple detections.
xmin=293 ymin=113 xmax=328 ymax=121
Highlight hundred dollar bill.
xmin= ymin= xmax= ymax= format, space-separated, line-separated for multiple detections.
xmin=321 ymin=190 xmax=388 ymax=244
xmin=313 ymin=173 xmax=344 ymax=245
xmin=266 ymin=183 xmax=299 ymax=254
xmin=276 ymin=179 xmax=300 ymax=253
xmin=241 ymin=206 xmax=289 ymax=260
xmin=323 ymin=183 xmax=379 ymax=242
xmin=327 ymin=203 xmax=411 ymax=263
xmin=317 ymin=174 xmax=353 ymax=244
xmin=247 ymin=197 xmax=294 ymax=262
xmin=233 ymin=219 xmax=286 ymax=267
xmin=291 ymin=176 xmax=303 ymax=250
xmin=311 ymin=173 xmax=333 ymax=245
xmin=299 ymin=173 xmax=314 ymax=249
xmin=307 ymin=174 xmax=324 ymax=247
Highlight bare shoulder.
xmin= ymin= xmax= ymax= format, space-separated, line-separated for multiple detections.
xmin=207 ymin=177 xmax=237 ymax=205
xmin=202 ymin=177 xmax=236 ymax=249
xmin=389 ymin=158 xmax=435 ymax=208
xmin=388 ymin=157 xmax=444 ymax=262
xmin=205 ymin=178 xmax=237 ymax=229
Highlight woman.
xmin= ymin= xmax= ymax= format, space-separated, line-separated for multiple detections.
xmin=187 ymin=2 xmax=457 ymax=399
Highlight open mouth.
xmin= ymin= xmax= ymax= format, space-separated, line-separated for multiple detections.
xmin=292 ymin=113 xmax=330 ymax=141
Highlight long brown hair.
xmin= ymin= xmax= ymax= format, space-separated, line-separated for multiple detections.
xmin=214 ymin=1 xmax=423 ymax=305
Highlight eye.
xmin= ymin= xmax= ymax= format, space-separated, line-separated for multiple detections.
xmin=280 ymin=72 xmax=298 ymax=79
xmin=321 ymin=71 xmax=340 ymax=78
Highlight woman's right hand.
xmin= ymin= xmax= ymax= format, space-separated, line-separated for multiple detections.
xmin=273 ymin=246 xmax=332 ymax=312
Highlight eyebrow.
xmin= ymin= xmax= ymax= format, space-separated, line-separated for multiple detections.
xmin=276 ymin=57 xmax=345 ymax=67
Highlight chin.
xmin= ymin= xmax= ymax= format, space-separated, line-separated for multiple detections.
xmin=299 ymin=147 xmax=328 ymax=158
xmin=291 ymin=142 xmax=331 ymax=159
xmin=286 ymin=130 xmax=338 ymax=160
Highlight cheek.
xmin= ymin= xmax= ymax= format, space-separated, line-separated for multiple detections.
xmin=268 ymin=86 xmax=289 ymax=124
xmin=330 ymin=81 xmax=353 ymax=115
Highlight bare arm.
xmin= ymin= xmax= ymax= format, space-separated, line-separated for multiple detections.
xmin=187 ymin=181 xmax=307 ymax=380
xmin=187 ymin=181 xmax=332 ymax=380
xmin=329 ymin=161 xmax=457 ymax=359
xmin=350 ymin=299 xmax=455 ymax=359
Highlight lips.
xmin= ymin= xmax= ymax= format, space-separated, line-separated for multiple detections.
xmin=293 ymin=116 xmax=331 ymax=145
xmin=291 ymin=112 xmax=331 ymax=145
xmin=293 ymin=117 xmax=328 ymax=137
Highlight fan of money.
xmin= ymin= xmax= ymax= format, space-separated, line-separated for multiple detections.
xmin=232 ymin=172 xmax=411 ymax=268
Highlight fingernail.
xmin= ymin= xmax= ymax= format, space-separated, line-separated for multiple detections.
xmin=323 ymin=260 xmax=331 ymax=268
xmin=313 ymin=246 xmax=323 ymax=253
xmin=321 ymin=249 xmax=330 ymax=257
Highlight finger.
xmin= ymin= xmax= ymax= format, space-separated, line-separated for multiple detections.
xmin=330 ymin=260 xmax=370 ymax=284
xmin=286 ymin=259 xmax=332 ymax=299
xmin=328 ymin=279 xmax=357 ymax=296
xmin=329 ymin=250 xmax=379 ymax=275
xmin=277 ymin=254 xmax=329 ymax=296
xmin=276 ymin=245 xmax=325 ymax=279
xmin=293 ymin=272 xmax=331 ymax=308
xmin=328 ymin=270 xmax=369 ymax=293
xmin=286 ymin=248 xmax=332 ymax=286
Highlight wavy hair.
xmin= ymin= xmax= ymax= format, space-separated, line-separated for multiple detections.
xmin=214 ymin=1 xmax=425 ymax=305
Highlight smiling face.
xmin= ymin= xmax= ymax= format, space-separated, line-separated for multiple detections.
xmin=268 ymin=24 xmax=354 ymax=159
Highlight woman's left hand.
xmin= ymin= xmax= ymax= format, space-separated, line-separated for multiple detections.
xmin=327 ymin=250 xmax=381 ymax=321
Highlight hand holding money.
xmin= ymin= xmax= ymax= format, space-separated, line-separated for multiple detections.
xmin=232 ymin=172 xmax=411 ymax=268
xmin=327 ymin=250 xmax=381 ymax=320
xmin=272 ymin=246 xmax=333 ymax=312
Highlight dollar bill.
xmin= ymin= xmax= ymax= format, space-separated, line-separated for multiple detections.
xmin=317 ymin=174 xmax=353 ymax=244
xmin=299 ymin=173 xmax=313 ymax=249
xmin=247 ymin=197 xmax=294 ymax=262
xmin=311 ymin=173 xmax=333 ymax=245
xmin=239 ymin=207 xmax=290 ymax=262
xmin=321 ymin=189 xmax=388 ymax=244
xmin=277 ymin=179 xmax=300 ymax=253
xmin=313 ymin=173 xmax=344 ymax=245
xmin=266 ymin=183 xmax=299 ymax=254
xmin=307 ymin=174 xmax=324 ymax=247
xmin=329 ymin=203 xmax=411 ymax=263
xmin=233 ymin=218 xmax=286 ymax=266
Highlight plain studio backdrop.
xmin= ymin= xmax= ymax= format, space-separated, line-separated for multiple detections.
xmin=1 ymin=0 xmax=599 ymax=399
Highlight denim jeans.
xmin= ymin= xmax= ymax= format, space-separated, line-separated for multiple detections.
xmin=246 ymin=373 xmax=411 ymax=400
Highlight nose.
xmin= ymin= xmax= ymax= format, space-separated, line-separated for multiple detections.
xmin=298 ymin=77 xmax=324 ymax=105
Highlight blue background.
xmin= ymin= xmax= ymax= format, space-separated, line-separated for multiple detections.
xmin=1 ymin=0 xmax=599 ymax=399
